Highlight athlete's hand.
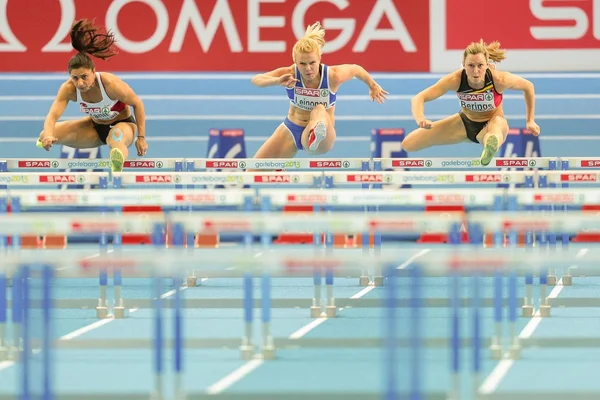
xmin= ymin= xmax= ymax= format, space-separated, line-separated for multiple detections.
xmin=278 ymin=74 xmax=298 ymax=88
xmin=41 ymin=136 xmax=58 ymax=151
xmin=369 ymin=83 xmax=388 ymax=104
xmin=526 ymin=120 xmax=541 ymax=136
xmin=135 ymin=137 xmax=147 ymax=156
xmin=418 ymin=119 xmax=433 ymax=129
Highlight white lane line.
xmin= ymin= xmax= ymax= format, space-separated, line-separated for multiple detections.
xmin=204 ymin=247 xmax=432 ymax=394
xmin=479 ymin=247 xmax=589 ymax=394
xmin=205 ymin=359 xmax=265 ymax=395
xmin=0 ymin=251 xmax=196 ymax=370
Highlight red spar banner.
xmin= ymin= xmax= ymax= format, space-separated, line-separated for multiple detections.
xmin=431 ymin=0 xmax=600 ymax=72
xmin=0 ymin=0 xmax=429 ymax=72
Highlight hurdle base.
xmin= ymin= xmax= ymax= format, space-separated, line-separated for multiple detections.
xmin=0 ymin=347 xmax=7 ymax=362
xmin=262 ymin=345 xmax=276 ymax=360
xmin=373 ymin=276 xmax=384 ymax=287
xmin=546 ymin=275 xmax=557 ymax=286
xmin=325 ymin=305 xmax=337 ymax=318
xmin=508 ymin=344 xmax=521 ymax=360
xmin=113 ymin=306 xmax=126 ymax=319
xmin=186 ymin=276 xmax=198 ymax=287
xmin=489 ymin=344 xmax=503 ymax=360
xmin=562 ymin=275 xmax=573 ymax=286
xmin=310 ymin=306 xmax=322 ymax=318
xmin=539 ymin=304 xmax=551 ymax=318
xmin=239 ymin=345 xmax=255 ymax=360
xmin=358 ymin=276 xmax=370 ymax=286
xmin=521 ymin=305 xmax=534 ymax=318
xmin=96 ymin=306 xmax=109 ymax=319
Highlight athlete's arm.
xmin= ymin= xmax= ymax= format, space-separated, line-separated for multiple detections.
xmin=103 ymin=73 xmax=147 ymax=139
xmin=494 ymin=71 xmax=537 ymax=129
xmin=251 ymin=66 xmax=296 ymax=87
xmin=42 ymin=82 xmax=72 ymax=140
xmin=330 ymin=64 xmax=388 ymax=103
xmin=411 ymin=71 xmax=460 ymax=128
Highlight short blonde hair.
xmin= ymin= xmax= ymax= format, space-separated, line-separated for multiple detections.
xmin=463 ymin=39 xmax=506 ymax=64
xmin=292 ymin=21 xmax=325 ymax=61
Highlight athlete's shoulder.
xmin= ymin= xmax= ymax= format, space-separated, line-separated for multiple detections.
xmin=58 ymin=79 xmax=76 ymax=100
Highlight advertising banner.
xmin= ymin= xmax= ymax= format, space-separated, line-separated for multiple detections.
xmin=0 ymin=0 xmax=429 ymax=72
xmin=432 ymin=0 xmax=600 ymax=72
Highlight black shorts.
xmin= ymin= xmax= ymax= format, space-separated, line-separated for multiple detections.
xmin=92 ymin=115 xmax=137 ymax=144
xmin=459 ymin=112 xmax=488 ymax=144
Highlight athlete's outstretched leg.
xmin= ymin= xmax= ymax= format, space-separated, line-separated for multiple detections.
xmin=476 ymin=116 xmax=509 ymax=166
xmin=37 ymin=117 xmax=102 ymax=151
xmin=301 ymin=105 xmax=336 ymax=155
xmin=401 ymin=114 xmax=468 ymax=152
xmin=105 ymin=122 xmax=135 ymax=172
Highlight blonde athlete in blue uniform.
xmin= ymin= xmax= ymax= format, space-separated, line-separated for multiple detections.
xmin=37 ymin=19 xmax=147 ymax=172
xmin=404 ymin=39 xmax=540 ymax=166
xmin=251 ymin=21 xmax=388 ymax=159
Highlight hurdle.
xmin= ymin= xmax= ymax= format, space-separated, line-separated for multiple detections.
xmin=6 ymin=237 xmax=600 ymax=400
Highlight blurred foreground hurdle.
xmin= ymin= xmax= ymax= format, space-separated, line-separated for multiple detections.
xmin=2 ymin=230 xmax=600 ymax=400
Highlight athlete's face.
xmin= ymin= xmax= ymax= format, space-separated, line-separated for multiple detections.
xmin=295 ymin=51 xmax=321 ymax=82
xmin=70 ymin=68 xmax=95 ymax=92
xmin=463 ymin=53 xmax=487 ymax=86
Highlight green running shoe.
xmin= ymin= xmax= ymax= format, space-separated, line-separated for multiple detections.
xmin=110 ymin=148 xmax=124 ymax=172
xmin=480 ymin=135 xmax=499 ymax=167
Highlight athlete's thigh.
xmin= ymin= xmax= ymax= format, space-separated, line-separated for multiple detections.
xmin=475 ymin=115 xmax=509 ymax=143
xmin=53 ymin=117 xmax=103 ymax=148
xmin=254 ymin=123 xmax=298 ymax=159
xmin=402 ymin=114 xmax=468 ymax=151
xmin=105 ymin=122 xmax=136 ymax=147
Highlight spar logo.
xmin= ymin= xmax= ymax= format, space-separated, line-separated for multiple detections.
xmin=457 ymin=93 xmax=493 ymax=102
xmin=206 ymin=160 xmax=240 ymax=169
xmin=347 ymin=174 xmax=392 ymax=183
xmin=309 ymin=160 xmax=350 ymax=168
xmin=174 ymin=194 xmax=219 ymax=203
xmin=38 ymin=175 xmax=85 ymax=183
xmin=286 ymin=194 xmax=328 ymax=203
xmin=392 ymin=159 xmax=430 ymax=168
xmin=561 ymin=173 xmax=598 ymax=182
xmin=135 ymin=175 xmax=181 ymax=183
xmin=424 ymin=194 xmax=465 ymax=203
xmin=17 ymin=160 xmax=59 ymax=168
xmin=580 ymin=160 xmax=600 ymax=168
xmin=125 ymin=161 xmax=164 ymax=168
xmin=254 ymin=174 xmax=299 ymax=183
xmin=532 ymin=193 xmax=578 ymax=203
xmin=496 ymin=159 xmax=537 ymax=167
xmin=295 ymin=87 xmax=328 ymax=97
xmin=36 ymin=194 xmax=84 ymax=204
xmin=465 ymin=174 xmax=508 ymax=183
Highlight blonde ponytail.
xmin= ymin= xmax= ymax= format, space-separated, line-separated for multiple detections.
xmin=292 ymin=21 xmax=326 ymax=61
xmin=463 ymin=39 xmax=506 ymax=64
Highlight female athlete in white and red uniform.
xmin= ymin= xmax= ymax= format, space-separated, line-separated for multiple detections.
xmin=403 ymin=39 xmax=540 ymax=166
xmin=250 ymin=21 xmax=388 ymax=160
xmin=37 ymin=19 xmax=148 ymax=172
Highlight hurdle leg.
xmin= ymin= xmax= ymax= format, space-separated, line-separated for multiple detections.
xmin=10 ymin=268 xmax=23 ymax=361
xmin=113 ymin=270 xmax=125 ymax=319
xmin=240 ymin=273 xmax=255 ymax=360
xmin=384 ymin=264 xmax=398 ymax=400
xmin=311 ymin=270 xmax=323 ymax=318
xmin=325 ymin=268 xmax=336 ymax=318
xmin=261 ymin=274 xmax=276 ymax=360
xmin=151 ymin=275 xmax=164 ymax=400
xmin=96 ymin=269 xmax=109 ymax=319
xmin=472 ymin=273 xmax=482 ymax=399
xmin=173 ymin=274 xmax=185 ymax=400
xmin=0 ymin=271 xmax=6 ymax=360
xmin=539 ymin=272 xmax=551 ymax=318
xmin=373 ymin=231 xmax=384 ymax=287
xmin=449 ymin=272 xmax=461 ymax=400
xmin=489 ymin=271 xmax=503 ymax=360
xmin=359 ymin=232 xmax=370 ymax=286
xmin=507 ymin=271 xmax=521 ymax=359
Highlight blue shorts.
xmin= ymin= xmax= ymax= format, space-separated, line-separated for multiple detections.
xmin=283 ymin=117 xmax=305 ymax=150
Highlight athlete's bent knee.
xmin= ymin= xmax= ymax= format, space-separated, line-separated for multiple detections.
xmin=400 ymin=133 xmax=419 ymax=152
